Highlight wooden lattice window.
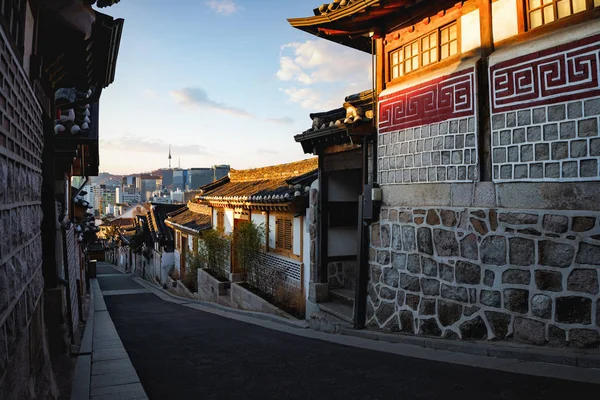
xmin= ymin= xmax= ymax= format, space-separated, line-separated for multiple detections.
xmin=390 ymin=22 xmax=459 ymax=80
xmin=275 ymin=216 xmax=293 ymax=253
xmin=527 ymin=0 xmax=600 ymax=29
xmin=216 ymin=209 xmax=225 ymax=233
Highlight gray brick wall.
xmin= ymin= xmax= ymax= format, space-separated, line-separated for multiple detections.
xmin=491 ymin=99 xmax=600 ymax=182
xmin=378 ymin=117 xmax=478 ymax=184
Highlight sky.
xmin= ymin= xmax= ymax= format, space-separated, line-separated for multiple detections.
xmin=97 ymin=0 xmax=372 ymax=175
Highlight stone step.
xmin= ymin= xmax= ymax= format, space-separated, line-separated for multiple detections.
xmin=319 ymin=301 xmax=354 ymax=324
xmin=330 ymin=288 xmax=355 ymax=307
xmin=309 ymin=311 xmax=352 ymax=334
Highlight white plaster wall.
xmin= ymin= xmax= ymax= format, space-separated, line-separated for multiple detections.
xmin=460 ymin=9 xmax=481 ymax=53
xmin=268 ymin=214 xmax=276 ymax=249
xmin=328 ymin=227 xmax=357 ymax=257
xmin=225 ymin=208 xmax=234 ymax=234
xmin=492 ymin=0 xmax=518 ymax=43
xmin=490 ymin=18 xmax=600 ymax=65
xmin=174 ymin=249 xmax=181 ymax=271
xmin=293 ymin=217 xmax=301 ymax=256
xmin=251 ymin=212 xmax=266 ymax=228
xmin=161 ymin=251 xmax=174 ymax=283
xmin=212 ymin=209 xmax=218 ymax=231
xmin=162 ymin=251 xmax=174 ymax=268
xmin=380 ymin=56 xmax=479 ymax=97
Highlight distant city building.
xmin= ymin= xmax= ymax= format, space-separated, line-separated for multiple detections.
xmin=172 ymin=169 xmax=187 ymax=191
xmin=116 ymin=186 xmax=140 ymax=205
xmin=93 ymin=184 xmax=116 ymax=216
xmin=171 ymin=188 xmax=184 ymax=204
xmin=213 ymin=164 xmax=230 ymax=181
xmin=160 ymin=168 xmax=173 ymax=188
xmin=122 ymin=175 xmax=136 ymax=186
xmin=136 ymin=175 xmax=162 ymax=202
xmin=187 ymin=167 xmax=213 ymax=190
xmin=82 ymin=184 xmax=95 ymax=209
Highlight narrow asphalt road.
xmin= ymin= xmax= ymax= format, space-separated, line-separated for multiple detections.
xmin=96 ymin=263 xmax=599 ymax=400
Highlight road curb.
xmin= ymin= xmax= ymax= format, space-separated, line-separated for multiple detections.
xmin=70 ymin=281 xmax=96 ymax=400
xmin=133 ymin=277 xmax=310 ymax=330
xmin=338 ymin=328 xmax=600 ymax=369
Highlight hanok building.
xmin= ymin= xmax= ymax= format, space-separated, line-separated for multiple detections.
xmin=290 ymin=0 xmax=600 ymax=347
xmin=193 ymin=159 xmax=319 ymax=299
xmin=165 ymin=202 xmax=212 ymax=281
xmin=145 ymin=203 xmax=187 ymax=283
xmin=294 ymin=91 xmax=376 ymax=324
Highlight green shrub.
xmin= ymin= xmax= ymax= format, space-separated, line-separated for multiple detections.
xmin=232 ymin=221 xmax=265 ymax=286
xmin=198 ymin=229 xmax=230 ymax=280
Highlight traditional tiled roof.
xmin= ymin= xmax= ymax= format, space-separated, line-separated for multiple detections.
xmin=295 ymin=90 xmax=375 ymax=154
xmin=288 ymin=1 xmax=416 ymax=52
xmin=165 ymin=202 xmax=212 ymax=234
xmin=95 ymin=0 xmax=122 ymax=7
xmin=102 ymin=218 xmax=134 ymax=227
xmin=147 ymin=203 xmax=185 ymax=243
xmin=196 ymin=158 xmax=318 ymax=205
xmin=313 ymin=0 xmax=374 ymax=15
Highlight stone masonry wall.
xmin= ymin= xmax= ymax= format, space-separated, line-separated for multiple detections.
xmin=368 ymin=207 xmax=600 ymax=348
xmin=328 ymin=260 xmax=357 ymax=290
xmin=0 ymin=27 xmax=56 ymax=398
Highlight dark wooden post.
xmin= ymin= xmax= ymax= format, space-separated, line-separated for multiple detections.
xmin=477 ymin=0 xmax=495 ymax=182
xmin=317 ymin=154 xmax=329 ymax=284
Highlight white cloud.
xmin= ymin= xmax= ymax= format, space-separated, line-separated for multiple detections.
xmin=206 ymin=0 xmax=238 ymax=15
xmin=281 ymin=87 xmax=342 ymax=110
xmin=266 ymin=116 xmax=294 ymax=125
xmin=276 ymin=40 xmax=371 ymax=85
xmin=170 ymin=87 xmax=253 ymax=117
xmin=100 ymin=135 xmax=213 ymax=156
xmin=276 ymin=40 xmax=372 ymax=111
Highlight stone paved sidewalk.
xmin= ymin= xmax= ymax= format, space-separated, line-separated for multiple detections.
xmin=70 ymin=263 xmax=148 ymax=400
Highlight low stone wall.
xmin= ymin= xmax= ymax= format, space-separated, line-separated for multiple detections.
xmin=230 ymin=283 xmax=294 ymax=319
xmin=368 ymin=206 xmax=600 ymax=348
xmin=197 ymin=268 xmax=229 ymax=302
xmin=165 ymin=277 xmax=195 ymax=299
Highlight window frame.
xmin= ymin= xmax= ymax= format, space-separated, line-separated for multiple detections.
xmin=215 ymin=208 xmax=225 ymax=233
xmin=271 ymin=213 xmax=298 ymax=260
xmin=388 ymin=21 xmax=460 ymax=81
xmin=525 ymin=0 xmax=600 ymax=30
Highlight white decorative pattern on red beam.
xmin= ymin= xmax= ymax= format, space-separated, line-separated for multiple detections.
xmin=491 ymin=34 xmax=600 ymax=113
xmin=379 ymin=69 xmax=475 ymax=133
